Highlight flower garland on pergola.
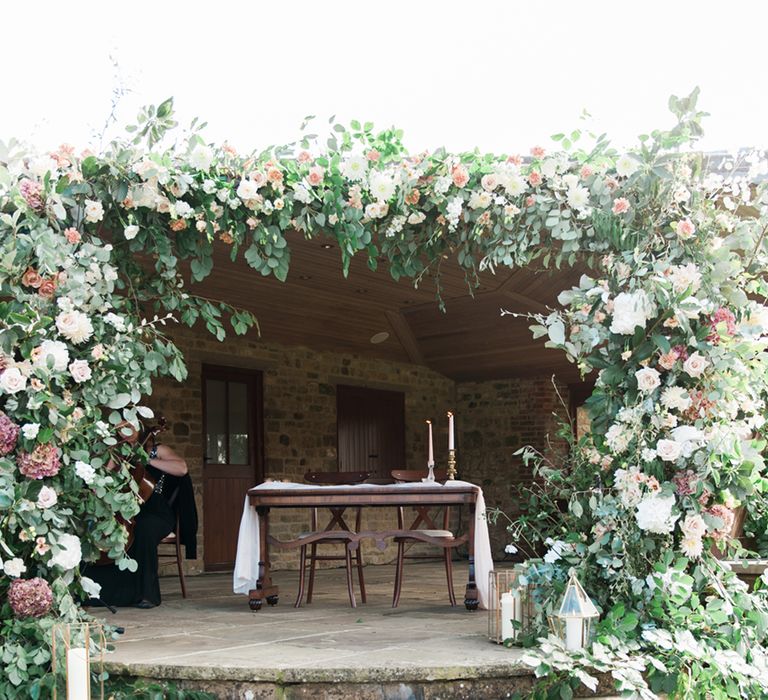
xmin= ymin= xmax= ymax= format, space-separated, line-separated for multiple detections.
xmin=0 ymin=90 xmax=767 ymax=698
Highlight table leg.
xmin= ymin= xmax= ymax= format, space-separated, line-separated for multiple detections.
xmin=464 ymin=498 xmax=479 ymax=611
xmin=249 ymin=505 xmax=279 ymax=610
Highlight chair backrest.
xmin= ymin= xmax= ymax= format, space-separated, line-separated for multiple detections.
xmin=304 ymin=470 xmax=371 ymax=485
xmin=391 ymin=469 xmax=449 ymax=483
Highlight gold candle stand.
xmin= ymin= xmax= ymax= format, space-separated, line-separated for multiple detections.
xmin=447 ymin=448 xmax=457 ymax=480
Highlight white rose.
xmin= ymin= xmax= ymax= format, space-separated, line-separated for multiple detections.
xmin=236 ymin=179 xmax=260 ymax=201
xmin=50 ymin=533 xmax=82 ymax=571
xmin=660 ymin=386 xmax=692 ymax=412
xmin=37 ymin=485 xmax=58 ymax=509
xmin=0 ymin=367 xmax=27 ymax=394
xmin=68 ymin=359 xmax=92 ymax=383
xmin=34 ymin=340 xmax=70 ymax=372
xmin=656 ymin=439 xmax=682 ymax=462
xmin=635 ymin=494 xmax=678 ymax=534
xmin=680 ymin=513 xmax=707 ymax=539
xmin=683 ymin=352 xmax=709 ymax=378
xmin=124 ymin=225 xmax=140 ymax=240
xmin=21 ymin=423 xmax=40 ymax=440
xmin=635 ymin=367 xmax=661 ymax=393
xmin=75 ymin=460 xmax=96 ymax=484
xmin=189 ymin=145 xmax=214 ymax=171
xmin=56 ymin=310 xmax=93 ymax=345
xmin=29 ymin=156 xmax=59 ymax=178
xmin=3 ymin=558 xmax=27 ymax=578
xmin=84 ymin=199 xmax=104 ymax=223
xmin=174 ymin=201 xmax=193 ymax=218
xmin=610 ymin=290 xmax=654 ymax=335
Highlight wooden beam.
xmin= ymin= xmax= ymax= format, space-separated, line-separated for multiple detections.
xmin=385 ymin=310 xmax=425 ymax=365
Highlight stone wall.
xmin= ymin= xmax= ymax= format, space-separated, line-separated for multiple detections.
xmin=454 ymin=376 xmax=571 ymax=559
xmin=150 ymin=322 xmax=570 ymax=577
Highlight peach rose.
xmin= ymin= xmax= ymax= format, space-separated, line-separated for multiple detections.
xmin=64 ymin=228 xmax=81 ymax=244
xmin=366 ymin=149 xmax=380 ymax=162
xmin=658 ymin=351 xmax=677 ymax=370
xmin=480 ymin=174 xmax=498 ymax=192
xmin=297 ymin=150 xmax=312 ymax=163
xmin=676 ymin=219 xmax=696 ymax=240
xmin=38 ymin=278 xmax=57 ymax=299
xmin=405 ymin=189 xmax=420 ymax=205
xmin=22 ymin=267 xmax=43 ymax=289
xmin=170 ymin=219 xmax=188 ymax=232
xmin=525 ymin=195 xmax=536 ymax=208
xmin=530 ymin=146 xmax=546 ymax=158
xmin=507 ymin=154 xmax=522 ymax=166
xmin=307 ymin=166 xmax=324 ymax=186
xmin=451 ymin=164 xmax=470 ymax=188
xmin=580 ymin=164 xmax=594 ymax=179
xmin=267 ymin=167 xmax=283 ymax=184
xmin=528 ymin=171 xmax=542 ymax=187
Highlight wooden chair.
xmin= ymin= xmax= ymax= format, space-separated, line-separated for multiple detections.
xmin=294 ymin=470 xmax=371 ymax=608
xmin=158 ymin=514 xmax=187 ymax=599
xmin=390 ymin=468 xmax=459 ymax=607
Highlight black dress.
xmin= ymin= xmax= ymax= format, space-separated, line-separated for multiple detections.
xmin=85 ymin=462 xmax=198 ymax=607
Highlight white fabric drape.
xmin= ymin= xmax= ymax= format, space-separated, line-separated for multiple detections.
xmin=232 ymin=480 xmax=493 ymax=609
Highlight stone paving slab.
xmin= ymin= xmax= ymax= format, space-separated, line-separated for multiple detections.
xmin=96 ymin=561 xmax=531 ymax=684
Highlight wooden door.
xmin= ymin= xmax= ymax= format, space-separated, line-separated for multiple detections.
xmin=202 ymin=365 xmax=264 ymax=571
xmin=337 ymin=385 xmax=405 ymax=477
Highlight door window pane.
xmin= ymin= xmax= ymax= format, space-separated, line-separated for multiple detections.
xmin=205 ymin=379 xmax=227 ymax=464
xmin=228 ymin=381 xmax=249 ymax=465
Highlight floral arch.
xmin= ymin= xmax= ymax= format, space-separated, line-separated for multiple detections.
xmin=0 ymin=90 xmax=767 ymax=698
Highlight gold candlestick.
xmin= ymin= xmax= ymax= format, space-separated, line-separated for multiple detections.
xmin=447 ymin=448 xmax=457 ymax=480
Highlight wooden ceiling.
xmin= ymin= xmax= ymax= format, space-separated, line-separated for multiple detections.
xmin=192 ymin=234 xmax=585 ymax=382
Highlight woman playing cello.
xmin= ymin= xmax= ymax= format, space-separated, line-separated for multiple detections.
xmin=85 ymin=421 xmax=197 ymax=608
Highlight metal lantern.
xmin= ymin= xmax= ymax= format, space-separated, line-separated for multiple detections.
xmin=548 ymin=572 xmax=599 ymax=651
xmin=51 ymin=622 xmax=105 ymax=700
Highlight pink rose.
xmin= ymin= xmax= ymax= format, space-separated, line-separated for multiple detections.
xmin=22 ymin=267 xmax=43 ymax=288
xmin=528 ymin=171 xmax=542 ymax=187
xmin=64 ymin=228 xmax=81 ymax=244
xmin=530 ymin=146 xmax=546 ymax=158
xmin=580 ymin=164 xmax=594 ymax=179
xmin=451 ymin=165 xmax=469 ymax=188
xmin=480 ymin=174 xmax=498 ymax=192
xmin=366 ymin=150 xmax=380 ymax=162
xmin=676 ymin=219 xmax=696 ymax=240
xmin=307 ymin=166 xmax=324 ymax=187
xmin=68 ymin=359 xmax=92 ymax=383
xmin=297 ymin=151 xmax=312 ymax=164
xmin=612 ymin=197 xmax=630 ymax=215
xmin=525 ymin=195 xmax=536 ymax=208
xmin=507 ymin=155 xmax=522 ymax=166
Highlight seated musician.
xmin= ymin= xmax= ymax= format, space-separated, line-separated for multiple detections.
xmin=85 ymin=421 xmax=198 ymax=609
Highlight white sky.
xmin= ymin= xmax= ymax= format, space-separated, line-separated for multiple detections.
xmin=2 ymin=1 xmax=767 ymax=155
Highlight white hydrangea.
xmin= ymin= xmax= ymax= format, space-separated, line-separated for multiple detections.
xmin=635 ymin=494 xmax=678 ymax=534
xmin=610 ymin=290 xmax=655 ymax=335
xmin=292 ymin=184 xmax=312 ymax=204
xmin=104 ymin=313 xmax=127 ymax=332
xmin=3 ymin=558 xmax=26 ymax=578
xmin=75 ymin=460 xmax=96 ymax=484
xmin=446 ymin=197 xmax=463 ymax=229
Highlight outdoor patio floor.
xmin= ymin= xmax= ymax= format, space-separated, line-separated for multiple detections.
xmin=96 ymin=561 xmax=541 ymax=698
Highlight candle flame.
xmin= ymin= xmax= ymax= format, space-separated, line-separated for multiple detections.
xmin=425 ymin=419 xmax=432 ymax=425
xmin=447 ymin=411 xmax=453 ymax=417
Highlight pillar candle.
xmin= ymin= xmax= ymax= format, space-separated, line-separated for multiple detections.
xmin=426 ymin=420 xmax=434 ymax=465
xmin=447 ymin=411 xmax=455 ymax=450
xmin=66 ymin=647 xmax=89 ymax=700
xmin=564 ymin=618 xmax=583 ymax=650
xmin=500 ymin=592 xmax=516 ymax=642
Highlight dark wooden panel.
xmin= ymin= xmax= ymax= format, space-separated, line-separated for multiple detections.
xmin=203 ymin=475 xmax=254 ymax=571
xmin=337 ymin=385 xmax=405 ymax=477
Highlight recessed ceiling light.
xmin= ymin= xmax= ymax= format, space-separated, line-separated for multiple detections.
xmin=299 ymin=275 xmax=312 ymax=280
xmin=320 ymin=243 xmax=333 ymax=249
xmin=370 ymin=332 xmax=390 ymax=344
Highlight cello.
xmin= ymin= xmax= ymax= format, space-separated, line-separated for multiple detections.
xmin=94 ymin=417 xmax=167 ymax=564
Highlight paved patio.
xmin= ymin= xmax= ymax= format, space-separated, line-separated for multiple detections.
xmin=96 ymin=561 xmax=545 ymax=699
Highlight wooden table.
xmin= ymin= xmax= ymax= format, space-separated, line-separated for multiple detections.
xmin=245 ymin=483 xmax=480 ymax=611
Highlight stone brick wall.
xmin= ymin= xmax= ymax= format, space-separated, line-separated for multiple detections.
xmin=149 ymin=322 xmax=570 ymax=578
xmin=454 ymin=376 xmax=570 ymax=559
